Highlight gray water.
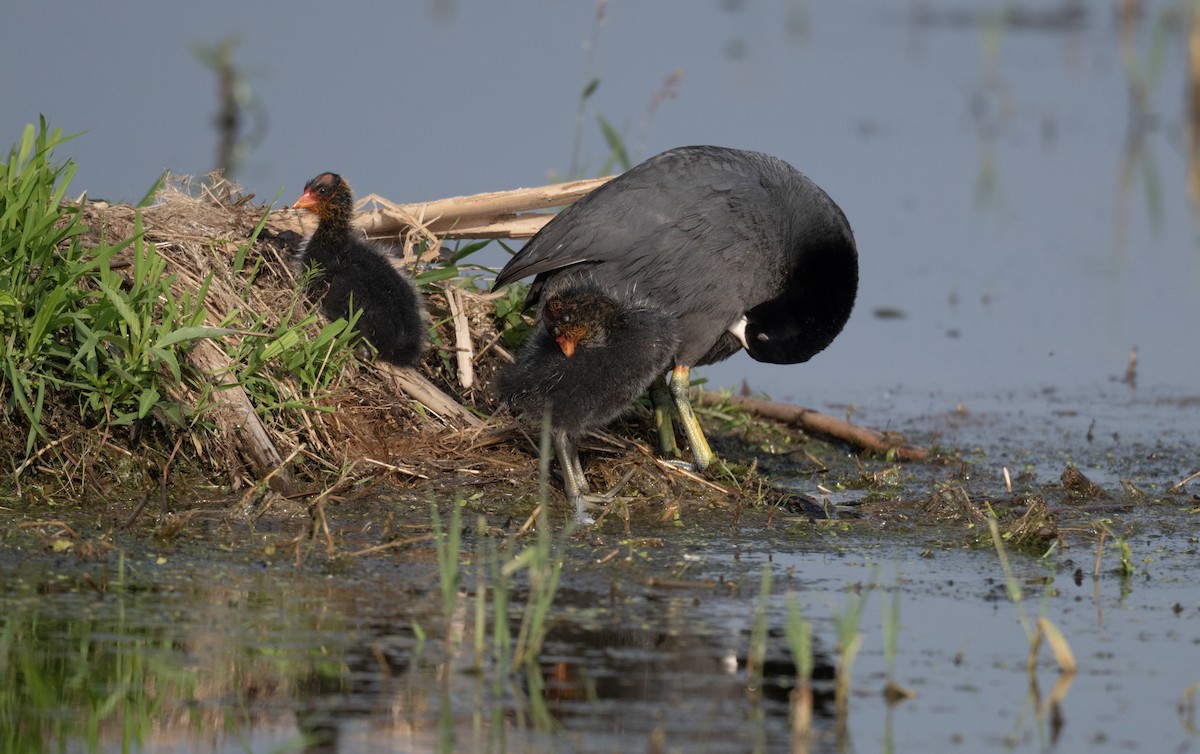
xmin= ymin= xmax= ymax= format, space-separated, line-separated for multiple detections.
xmin=4 ymin=0 xmax=1198 ymax=414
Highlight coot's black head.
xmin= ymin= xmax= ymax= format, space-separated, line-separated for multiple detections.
xmin=293 ymin=172 xmax=354 ymax=225
xmin=743 ymin=231 xmax=858 ymax=364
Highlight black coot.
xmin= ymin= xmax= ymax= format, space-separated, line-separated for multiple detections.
xmin=500 ymin=282 xmax=679 ymax=523
xmin=492 ymin=146 xmax=858 ymax=470
xmin=293 ymin=173 xmax=427 ymax=367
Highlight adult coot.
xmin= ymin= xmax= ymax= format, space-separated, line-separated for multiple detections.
xmin=500 ymin=282 xmax=679 ymax=523
xmin=492 ymin=146 xmax=858 ymax=470
xmin=293 ymin=173 xmax=427 ymax=367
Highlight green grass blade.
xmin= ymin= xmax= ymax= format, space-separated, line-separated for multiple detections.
xmin=136 ymin=171 xmax=168 ymax=208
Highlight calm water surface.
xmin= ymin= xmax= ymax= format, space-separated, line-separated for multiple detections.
xmin=4 ymin=1 xmax=1198 ymax=407
xmin=3 ymin=510 xmax=1197 ymax=753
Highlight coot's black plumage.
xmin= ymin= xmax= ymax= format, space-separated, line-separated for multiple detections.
xmin=500 ymin=283 xmax=679 ymax=523
xmin=492 ymin=145 xmax=858 ymax=469
xmin=293 ymin=173 xmax=427 ymax=367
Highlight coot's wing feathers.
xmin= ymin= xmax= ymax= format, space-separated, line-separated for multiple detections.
xmin=493 ymin=146 xmax=782 ymax=292
xmin=497 ymin=147 xmax=791 ymax=305
xmin=491 ymin=175 xmax=661 ymax=288
xmin=493 ymin=146 xmax=857 ymax=367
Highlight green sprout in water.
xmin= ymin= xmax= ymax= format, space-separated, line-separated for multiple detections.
xmin=783 ymin=593 xmax=814 ymax=741
xmin=830 ymin=584 xmax=867 ymax=730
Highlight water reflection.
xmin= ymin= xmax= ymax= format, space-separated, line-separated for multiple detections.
xmin=4 ymin=511 xmax=1200 ymax=754
xmin=535 ymin=586 xmax=838 ymax=749
xmin=1 ymin=587 xmax=196 ymax=752
xmin=0 ymin=562 xmax=438 ymax=753
xmin=2 ymin=556 xmax=839 ymax=753
xmin=1115 ymin=0 xmax=1170 ymax=250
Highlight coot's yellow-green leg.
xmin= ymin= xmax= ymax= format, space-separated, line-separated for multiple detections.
xmin=649 ymin=375 xmax=679 ymax=458
xmin=668 ymin=365 xmax=714 ymax=471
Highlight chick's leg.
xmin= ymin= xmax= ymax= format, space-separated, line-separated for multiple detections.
xmin=552 ymin=431 xmax=595 ymax=525
xmin=552 ymin=432 xmax=635 ymax=526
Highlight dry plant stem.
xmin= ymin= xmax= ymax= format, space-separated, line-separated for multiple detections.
xmin=14 ymin=431 xmax=83 ymax=476
xmin=18 ymin=521 xmax=81 ymax=538
xmin=188 ymin=339 xmax=296 ymax=495
xmin=638 ymin=445 xmax=736 ymax=496
xmin=347 ymin=532 xmax=436 ymax=557
xmin=360 ymin=457 xmax=430 ymax=480
xmin=236 ymin=445 xmax=306 ymax=510
xmin=792 ymin=684 xmax=813 ymax=742
xmin=313 ymin=499 xmax=334 ymax=558
xmin=357 ymin=176 xmax=614 ymax=240
xmin=271 ymin=176 xmax=616 ymax=243
xmin=305 ymin=470 xmax=347 ymax=559
xmin=122 ymin=492 xmax=154 ymax=530
xmin=641 ymin=577 xmax=719 ymax=590
xmin=253 ymin=444 xmax=304 ymax=498
xmin=516 ymin=504 xmax=544 ymax=537
xmin=474 ymin=329 xmax=510 ymax=363
xmin=122 ymin=432 xmax=182 ymax=530
xmin=1036 ymin=616 xmax=1078 ymax=674
xmin=445 ymin=287 xmax=475 ymax=390
xmin=1170 ymin=468 xmax=1200 ymax=492
xmin=374 ymin=362 xmax=482 ymax=427
xmin=696 ymin=392 xmax=928 ymax=460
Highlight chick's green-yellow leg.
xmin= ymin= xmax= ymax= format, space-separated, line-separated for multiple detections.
xmin=669 ymin=365 xmax=715 ymax=471
xmin=649 ymin=375 xmax=679 ymax=458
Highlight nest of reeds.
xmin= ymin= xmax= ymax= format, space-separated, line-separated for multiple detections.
xmin=24 ymin=170 xmax=930 ymax=524
xmin=60 ymin=173 xmax=749 ymax=517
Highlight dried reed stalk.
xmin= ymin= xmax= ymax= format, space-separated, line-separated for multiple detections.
xmin=270 ymin=176 xmax=614 ymax=243
xmin=188 ymin=339 xmax=295 ymax=495
xmin=696 ymin=392 xmax=928 ymax=460
xmin=445 ymin=287 xmax=475 ymax=390
xmin=374 ymin=363 xmax=482 ymax=428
